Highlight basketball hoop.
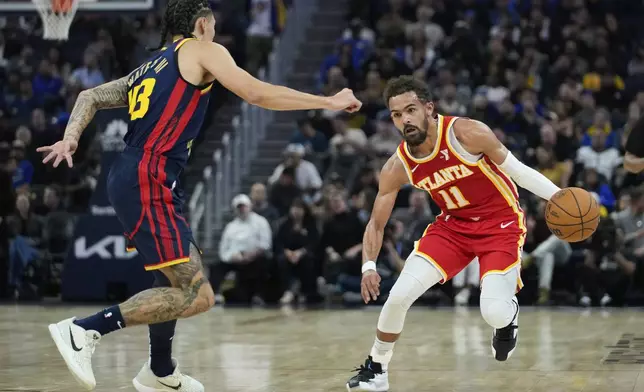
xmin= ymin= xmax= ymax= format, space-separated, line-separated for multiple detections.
xmin=32 ymin=0 xmax=79 ymax=41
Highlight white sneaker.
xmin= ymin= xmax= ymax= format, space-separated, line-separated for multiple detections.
xmin=48 ymin=317 xmax=101 ymax=390
xmin=346 ymin=356 xmax=389 ymax=392
xmin=600 ymin=294 xmax=612 ymax=307
xmin=133 ymin=359 xmax=204 ymax=392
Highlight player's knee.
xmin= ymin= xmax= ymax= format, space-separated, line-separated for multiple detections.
xmin=384 ymin=294 xmax=414 ymax=312
xmin=479 ymin=297 xmax=514 ymax=329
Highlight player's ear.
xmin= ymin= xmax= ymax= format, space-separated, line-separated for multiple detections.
xmin=424 ymin=101 xmax=435 ymax=117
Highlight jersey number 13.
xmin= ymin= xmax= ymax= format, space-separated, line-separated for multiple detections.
xmin=128 ymin=78 xmax=156 ymax=121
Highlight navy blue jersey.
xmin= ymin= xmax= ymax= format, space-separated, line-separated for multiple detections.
xmin=124 ymin=37 xmax=212 ymax=168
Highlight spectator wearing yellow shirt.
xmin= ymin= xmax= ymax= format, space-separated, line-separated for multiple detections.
xmin=535 ymin=146 xmax=567 ymax=188
xmin=582 ymin=57 xmax=624 ymax=108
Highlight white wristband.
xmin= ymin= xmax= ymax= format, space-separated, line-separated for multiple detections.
xmin=362 ymin=261 xmax=376 ymax=274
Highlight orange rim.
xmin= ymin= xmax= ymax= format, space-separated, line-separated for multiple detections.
xmin=52 ymin=0 xmax=73 ymax=13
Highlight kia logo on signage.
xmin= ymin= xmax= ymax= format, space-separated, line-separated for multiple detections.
xmin=75 ymin=236 xmax=138 ymax=259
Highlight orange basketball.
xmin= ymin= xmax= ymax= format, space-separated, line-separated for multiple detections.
xmin=545 ymin=187 xmax=600 ymax=242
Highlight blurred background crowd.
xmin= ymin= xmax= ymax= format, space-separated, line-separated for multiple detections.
xmin=1 ymin=0 xmax=644 ymax=308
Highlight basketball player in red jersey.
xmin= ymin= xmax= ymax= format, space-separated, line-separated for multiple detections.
xmin=37 ymin=1 xmax=360 ymax=391
xmin=346 ymin=76 xmax=561 ymax=392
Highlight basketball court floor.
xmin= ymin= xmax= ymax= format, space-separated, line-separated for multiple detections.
xmin=0 ymin=305 xmax=643 ymax=391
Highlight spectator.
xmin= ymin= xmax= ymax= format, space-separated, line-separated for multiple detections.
xmin=613 ymin=187 xmax=644 ymax=258
xmin=274 ymin=199 xmax=321 ymax=305
xmin=11 ymin=139 xmax=33 ymax=194
xmin=581 ymin=108 xmax=618 ymax=149
xmin=578 ymin=218 xmax=633 ymax=307
xmin=580 ymin=168 xmax=615 ymax=213
xmin=290 ymin=118 xmax=328 ymax=156
xmin=32 ymin=59 xmax=63 ymax=105
xmin=338 ymin=219 xmax=407 ymax=303
xmin=392 ymin=190 xmax=433 ymax=242
xmin=0 ymin=144 xmax=16 ymax=298
xmin=319 ymin=193 xmax=364 ymax=284
xmin=269 ymin=167 xmax=301 ymax=217
xmin=9 ymin=79 xmax=37 ymax=120
xmin=268 ymin=144 xmax=322 ymax=204
xmin=11 ymin=193 xmax=43 ymax=245
xmin=535 ymin=146 xmax=567 ymax=188
xmin=69 ymin=51 xmax=105 ymax=89
xmin=249 ymin=182 xmax=279 ymax=226
xmin=245 ymin=0 xmax=280 ymax=76
xmin=368 ymin=111 xmax=401 ymax=157
xmin=576 ymin=131 xmax=622 ymax=182
xmin=329 ymin=112 xmax=368 ymax=158
xmin=437 ymin=84 xmax=467 ymax=116
xmin=212 ymin=194 xmax=272 ymax=305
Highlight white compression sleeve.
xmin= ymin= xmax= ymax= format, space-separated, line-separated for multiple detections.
xmin=498 ymin=152 xmax=561 ymax=200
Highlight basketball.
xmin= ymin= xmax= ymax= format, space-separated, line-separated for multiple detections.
xmin=545 ymin=187 xmax=600 ymax=242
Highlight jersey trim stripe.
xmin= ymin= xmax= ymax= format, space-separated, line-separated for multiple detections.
xmin=395 ymin=145 xmax=414 ymax=184
xmin=158 ymin=155 xmax=185 ymax=258
xmin=150 ymin=155 xmax=175 ymax=260
xmin=444 ymin=117 xmax=481 ymax=167
xmin=477 ymin=159 xmax=527 ymax=281
xmin=144 ymin=79 xmax=187 ymax=151
xmin=200 ymin=84 xmax=213 ymax=95
xmin=144 ymin=257 xmax=191 ymax=271
xmin=139 ymin=153 xmax=164 ymax=260
xmin=159 ymin=89 xmax=201 ymax=154
xmin=411 ymin=246 xmax=448 ymax=283
xmin=175 ymin=37 xmax=195 ymax=51
xmin=403 ymin=114 xmax=445 ymax=163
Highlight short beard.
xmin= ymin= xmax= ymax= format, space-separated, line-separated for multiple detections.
xmin=403 ymin=115 xmax=429 ymax=147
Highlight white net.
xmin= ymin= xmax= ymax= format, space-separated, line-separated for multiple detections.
xmin=32 ymin=0 xmax=80 ymax=41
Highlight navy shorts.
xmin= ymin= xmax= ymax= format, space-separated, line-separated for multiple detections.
xmin=107 ymin=146 xmax=195 ymax=271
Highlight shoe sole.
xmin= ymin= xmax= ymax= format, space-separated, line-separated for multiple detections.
xmin=48 ymin=324 xmax=96 ymax=390
xmin=491 ymin=334 xmax=518 ymax=362
xmin=346 ymin=382 xmax=389 ymax=392
xmin=133 ymin=377 xmax=165 ymax=392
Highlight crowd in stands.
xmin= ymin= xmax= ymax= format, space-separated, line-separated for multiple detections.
xmin=0 ymin=0 xmax=255 ymax=300
xmin=216 ymin=0 xmax=644 ymax=308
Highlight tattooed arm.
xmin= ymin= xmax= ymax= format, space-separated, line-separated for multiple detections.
xmin=38 ymin=76 xmax=129 ymax=167
xmin=63 ymin=75 xmax=129 ymax=143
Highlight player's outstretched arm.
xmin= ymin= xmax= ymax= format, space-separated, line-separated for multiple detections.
xmin=361 ymin=154 xmax=408 ymax=303
xmin=196 ymin=42 xmax=361 ymax=112
xmin=37 ymin=76 xmax=129 ymax=167
xmin=454 ymin=118 xmax=561 ymax=200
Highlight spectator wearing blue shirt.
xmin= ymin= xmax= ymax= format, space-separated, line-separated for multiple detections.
xmin=11 ymin=140 xmax=33 ymax=194
xmin=290 ymin=118 xmax=328 ymax=155
xmin=69 ymin=52 xmax=105 ymax=89
xmin=33 ymin=59 xmax=63 ymax=105
xmin=9 ymin=80 xmax=38 ymax=120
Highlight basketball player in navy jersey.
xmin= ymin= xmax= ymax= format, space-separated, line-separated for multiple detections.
xmin=37 ymin=1 xmax=361 ymax=390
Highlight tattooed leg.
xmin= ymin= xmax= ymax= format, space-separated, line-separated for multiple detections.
xmin=119 ymin=244 xmax=215 ymax=326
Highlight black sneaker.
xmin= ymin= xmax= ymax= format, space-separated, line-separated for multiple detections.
xmin=346 ymin=356 xmax=389 ymax=391
xmin=492 ymin=297 xmax=519 ymax=361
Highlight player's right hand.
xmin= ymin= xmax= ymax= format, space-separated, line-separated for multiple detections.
xmin=37 ymin=139 xmax=78 ymax=168
xmin=328 ymin=88 xmax=362 ymax=113
xmin=361 ymin=269 xmax=381 ymax=304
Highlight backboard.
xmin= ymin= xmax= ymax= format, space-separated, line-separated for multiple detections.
xmin=0 ymin=0 xmax=155 ymax=12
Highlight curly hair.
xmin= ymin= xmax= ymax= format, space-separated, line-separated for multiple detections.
xmin=149 ymin=0 xmax=212 ymax=51
xmin=382 ymin=75 xmax=432 ymax=108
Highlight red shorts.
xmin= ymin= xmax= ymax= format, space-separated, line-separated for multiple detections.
xmin=413 ymin=214 xmax=526 ymax=290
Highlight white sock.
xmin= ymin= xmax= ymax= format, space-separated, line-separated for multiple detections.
xmin=370 ymin=337 xmax=394 ymax=370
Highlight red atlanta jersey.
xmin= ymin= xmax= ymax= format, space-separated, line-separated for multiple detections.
xmin=395 ymin=115 xmax=525 ymax=224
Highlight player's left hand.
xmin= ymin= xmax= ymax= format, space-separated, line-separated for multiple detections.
xmin=328 ymin=88 xmax=362 ymax=113
xmin=361 ymin=269 xmax=381 ymax=304
xmin=37 ymin=139 xmax=78 ymax=168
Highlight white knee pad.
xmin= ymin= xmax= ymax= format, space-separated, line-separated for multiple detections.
xmin=479 ymin=269 xmax=519 ymax=329
xmin=479 ymin=297 xmax=516 ymax=328
xmin=377 ymin=254 xmax=442 ymax=334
